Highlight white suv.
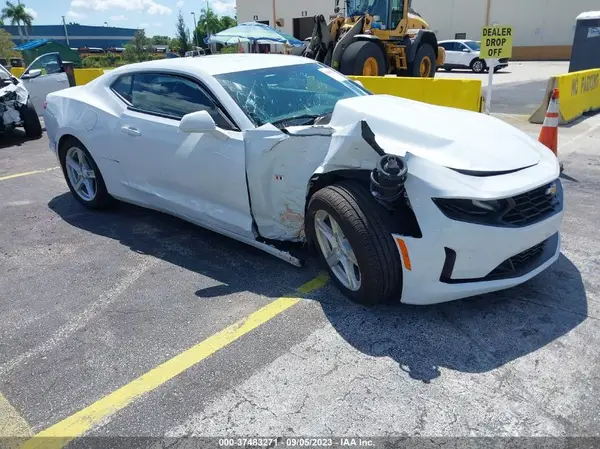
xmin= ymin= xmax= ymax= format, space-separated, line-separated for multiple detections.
xmin=438 ymin=39 xmax=509 ymax=73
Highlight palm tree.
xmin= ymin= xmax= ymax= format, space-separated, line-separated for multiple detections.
xmin=1 ymin=1 xmax=34 ymax=43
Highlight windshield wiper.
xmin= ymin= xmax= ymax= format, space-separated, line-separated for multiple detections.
xmin=271 ymin=113 xmax=332 ymax=128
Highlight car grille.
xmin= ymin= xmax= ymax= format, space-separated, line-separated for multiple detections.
xmin=500 ymin=182 xmax=561 ymax=226
xmin=489 ymin=240 xmax=546 ymax=276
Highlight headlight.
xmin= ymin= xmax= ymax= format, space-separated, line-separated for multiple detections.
xmin=433 ymin=197 xmax=509 ymax=220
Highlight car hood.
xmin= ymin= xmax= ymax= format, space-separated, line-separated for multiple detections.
xmin=328 ymin=94 xmax=544 ymax=173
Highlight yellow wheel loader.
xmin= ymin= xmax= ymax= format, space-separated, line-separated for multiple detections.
xmin=302 ymin=0 xmax=445 ymax=77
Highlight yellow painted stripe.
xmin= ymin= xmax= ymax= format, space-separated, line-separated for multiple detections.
xmin=0 ymin=393 xmax=32 ymax=439
xmin=0 ymin=167 xmax=60 ymax=182
xmin=21 ymin=274 xmax=329 ymax=449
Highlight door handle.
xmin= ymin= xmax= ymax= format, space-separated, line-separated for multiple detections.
xmin=121 ymin=125 xmax=141 ymax=136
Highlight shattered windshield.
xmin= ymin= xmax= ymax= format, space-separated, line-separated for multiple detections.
xmin=215 ymin=63 xmax=370 ymax=128
xmin=347 ymin=0 xmax=390 ymax=18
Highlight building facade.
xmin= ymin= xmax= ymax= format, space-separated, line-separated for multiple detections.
xmin=235 ymin=0 xmax=600 ymax=59
xmin=3 ymin=24 xmax=138 ymax=50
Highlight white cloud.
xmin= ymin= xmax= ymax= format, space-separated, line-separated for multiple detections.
xmin=176 ymin=0 xmax=184 ymax=8
xmin=66 ymin=9 xmax=87 ymax=19
xmin=211 ymin=0 xmax=235 ymax=17
xmin=147 ymin=2 xmax=171 ymax=15
xmin=25 ymin=7 xmax=38 ymax=19
xmin=110 ymin=14 xmax=127 ymax=20
xmin=70 ymin=0 xmax=172 ymax=15
xmin=139 ymin=22 xmax=149 ymax=27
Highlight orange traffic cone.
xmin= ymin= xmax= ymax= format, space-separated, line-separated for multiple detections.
xmin=538 ymin=88 xmax=559 ymax=156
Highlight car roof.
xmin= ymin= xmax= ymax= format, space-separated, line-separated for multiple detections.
xmin=110 ymin=54 xmax=315 ymax=77
xmin=439 ymin=39 xmax=478 ymax=43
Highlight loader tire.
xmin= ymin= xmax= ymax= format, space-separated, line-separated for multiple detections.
xmin=340 ymin=40 xmax=386 ymax=77
xmin=410 ymin=43 xmax=436 ymax=78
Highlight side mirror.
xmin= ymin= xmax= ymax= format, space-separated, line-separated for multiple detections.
xmin=179 ymin=110 xmax=217 ymax=134
xmin=21 ymin=68 xmax=42 ymax=80
xmin=462 ymin=48 xmax=470 ymax=52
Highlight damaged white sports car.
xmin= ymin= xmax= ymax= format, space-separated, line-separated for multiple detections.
xmin=44 ymin=54 xmax=564 ymax=305
xmin=0 ymin=64 xmax=42 ymax=138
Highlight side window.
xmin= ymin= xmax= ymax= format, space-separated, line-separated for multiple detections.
xmin=390 ymin=0 xmax=403 ymax=29
xmin=111 ymin=75 xmax=133 ymax=103
xmin=26 ymin=53 xmax=62 ymax=75
xmin=131 ymin=73 xmax=232 ymax=129
xmin=439 ymin=42 xmax=450 ymax=51
xmin=457 ymin=43 xmax=469 ymax=52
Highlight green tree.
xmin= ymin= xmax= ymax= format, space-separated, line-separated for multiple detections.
xmin=123 ymin=29 xmax=151 ymax=63
xmin=151 ymin=35 xmax=170 ymax=45
xmin=1 ymin=1 xmax=34 ymax=43
xmin=193 ymin=7 xmax=236 ymax=49
xmin=174 ymin=10 xmax=191 ymax=55
xmin=0 ymin=28 xmax=17 ymax=58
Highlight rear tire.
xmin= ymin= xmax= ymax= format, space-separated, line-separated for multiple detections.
xmin=21 ymin=99 xmax=42 ymax=138
xmin=306 ymin=181 xmax=403 ymax=306
xmin=340 ymin=40 xmax=386 ymax=77
xmin=410 ymin=43 xmax=436 ymax=77
xmin=59 ymin=137 xmax=113 ymax=209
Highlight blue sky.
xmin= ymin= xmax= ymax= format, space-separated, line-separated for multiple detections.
xmin=19 ymin=0 xmax=236 ymax=37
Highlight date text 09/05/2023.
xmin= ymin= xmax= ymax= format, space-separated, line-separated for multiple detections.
xmin=218 ymin=437 xmax=375 ymax=447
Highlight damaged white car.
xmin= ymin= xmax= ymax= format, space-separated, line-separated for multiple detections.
xmin=44 ymin=55 xmax=564 ymax=305
xmin=0 ymin=64 xmax=42 ymax=138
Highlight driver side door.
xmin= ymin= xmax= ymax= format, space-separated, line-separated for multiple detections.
xmin=111 ymin=71 xmax=255 ymax=238
xmin=20 ymin=53 xmax=70 ymax=115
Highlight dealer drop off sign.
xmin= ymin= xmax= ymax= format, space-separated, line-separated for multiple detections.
xmin=481 ymin=25 xmax=514 ymax=58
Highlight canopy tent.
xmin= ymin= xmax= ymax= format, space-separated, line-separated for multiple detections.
xmin=207 ymin=22 xmax=304 ymax=48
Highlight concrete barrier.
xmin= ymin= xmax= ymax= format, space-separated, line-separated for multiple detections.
xmin=10 ymin=67 xmax=25 ymax=77
xmin=349 ymin=76 xmax=483 ymax=113
xmin=529 ymin=69 xmax=600 ymax=125
xmin=73 ymin=68 xmax=105 ymax=86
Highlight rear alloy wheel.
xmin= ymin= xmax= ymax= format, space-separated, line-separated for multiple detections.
xmin=306 ymin=181 xmax=403 ymax=306
xmin=471 ymin=59 xmax=486 ymax=73
xmin=60 ymin=138 xmax=113 ymax=209
xmin=340 ymin=40 xmax=386 ymax=77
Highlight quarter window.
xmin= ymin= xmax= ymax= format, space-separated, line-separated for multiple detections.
xmin=111 ymin=75 xmax=133 ymax=103
xmin=130 ymin=73 xmax=230 ymax=128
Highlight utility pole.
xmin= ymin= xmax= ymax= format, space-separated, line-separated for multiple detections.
xmin=191 ymin=12 xmax=199 ymax=48
xmin=272 ymin=0 xmax=276 ymax=29
xmin=62 ymin=15 xmax=70 ymax=46
xmin=206 ymin=0 xmax=210 ymax=37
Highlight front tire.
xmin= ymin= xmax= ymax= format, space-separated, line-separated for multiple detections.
xmin=340 ymin=40 xmax=386 ymax=76
xmin=21 ymin=99 xmax=42 ymax=138
xmin=59 ymin=137 xmax=113 ymax=209
xmin=306 ymin=181 xmax=403 ymax=306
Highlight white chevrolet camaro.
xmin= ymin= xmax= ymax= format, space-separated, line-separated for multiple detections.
xmin=44 ymin=54 xmax=563 ymax=306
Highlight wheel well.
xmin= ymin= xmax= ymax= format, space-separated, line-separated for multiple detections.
xmin=306 ymin=169 xmax=422 ymax=241
xmin=419 ymin=32 xmax=438 ymax=58
xmin=57 ymin=134 xmax=78 ymax=158
xmin=407 ymin=30 xmax=439 ymax=63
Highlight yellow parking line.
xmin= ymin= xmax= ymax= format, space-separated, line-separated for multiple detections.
xmin=21 ymin=274 xmax=329 ymax=449
xmin=0 ymin=392 xmax=32 ymax=438
xmin=0 ymin=167 xmax=60 ymax=182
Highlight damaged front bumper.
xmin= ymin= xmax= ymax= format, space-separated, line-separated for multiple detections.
xmin=0 ymin=80 xmax=29 ymax=133
xmin=393 ymin=153 xmax=563 ymax=305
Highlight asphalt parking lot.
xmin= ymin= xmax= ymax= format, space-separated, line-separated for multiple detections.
xmin=1 ymin=81 xmax=600 ymax=448
xmin=437 ymin=61 xmax=570 ymax=115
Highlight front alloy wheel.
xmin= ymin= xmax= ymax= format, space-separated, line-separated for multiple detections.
xmin=65 ymin=146 xmax=97 ymax=202
xmin=314 ymin=210 xmax=361 ymax=291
